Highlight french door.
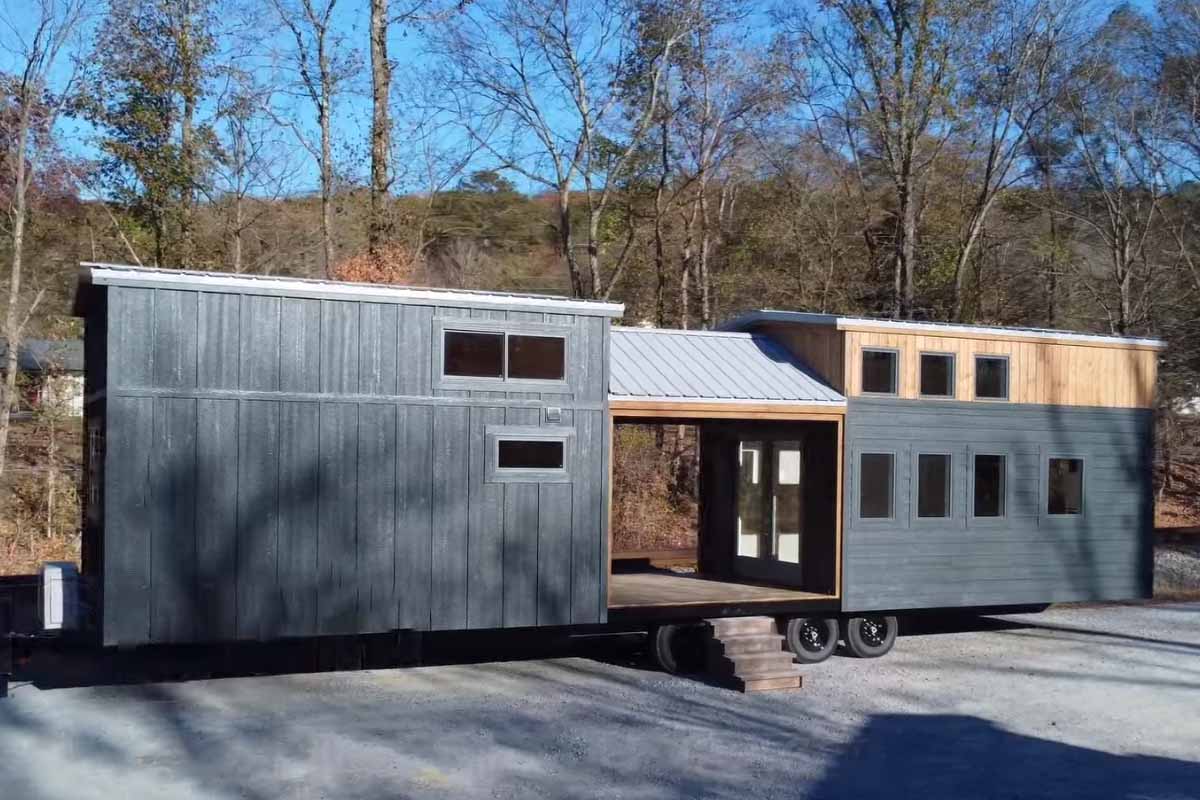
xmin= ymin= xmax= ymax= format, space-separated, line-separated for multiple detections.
xmin=734 ymin=438 xmax=804 ymax=582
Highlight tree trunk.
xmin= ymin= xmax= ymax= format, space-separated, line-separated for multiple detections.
xmin=319 ymin=43 xmax=335 ymax=278
xmin=697 ymin=180 xmax=712 ymax=329
xmin=0 ymin=111 xmax=30 ymax=482
xmin=900 ymin=186 xmax=917 ymax=319
xmin=179 ymin=0 xmax=196 ymax=266
xmin=653 ymin=119 xmax=669 ymax=327
xmin=557 ymin=187 xmax=584 ymax=297
xmin=368 ymin=0 xmax=391 ymax=256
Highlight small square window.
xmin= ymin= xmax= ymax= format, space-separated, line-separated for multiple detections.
xmin=498 ymin=439 xmax=565 ymax=470
xmin=920 ymin=353 xmax=955 ymax=398
xmin=507 ymin=335 xmax=565 ymax=381
xmin=859 ymin=452 xmax=894 ymax=519
xmin=444 ymin=331 xmax=503 ymax=378
xmin=1047 ymin=458 xmax=1083 ymax=515
xmin=862 ymin=349 xmax=898 ymax=395
xmin=916 ymin=453 xmax=951 ymax=518
xmin=975 ymin=356 xmax=1009 ymax=400
xmin=973 ymin=454 xmax=1006 ymax=518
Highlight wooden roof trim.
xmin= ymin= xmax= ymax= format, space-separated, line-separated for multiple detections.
xmin=609 ymin=397 xmax=845 ymax=420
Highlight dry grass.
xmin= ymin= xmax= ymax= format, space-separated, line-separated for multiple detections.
xmin=1156 ymin=461 xmax=1200 ymax=530
xmin=1 ymin=418 xmax=82 ymax=575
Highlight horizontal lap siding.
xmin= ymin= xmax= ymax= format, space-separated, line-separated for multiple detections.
xmin=100 ymin=286 xmax=609 ymax=645
xmin=842 ymin=398 xmax=1153 ymax=613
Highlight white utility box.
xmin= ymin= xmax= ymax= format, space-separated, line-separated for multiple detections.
xmin=41 ymin=562 xmax=79 ymax=631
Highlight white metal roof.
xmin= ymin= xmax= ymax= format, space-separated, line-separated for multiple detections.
xmin=609 ymin=327 xmax=846 ymax=405
xmin=75 ymin=263 xmax=625 ymax=317
xmin=725 ymin=310 xmax=1167 ymax=349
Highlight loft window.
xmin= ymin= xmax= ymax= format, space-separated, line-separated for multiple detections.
xmin=508 ymin=335 xmax=565 ymax=381
xmin=498 ymin=439 xmax=565 ymax=470
xmin=442 ymin=327 xmax=567 ymax=383
xmin=444 ymin=331 xmax=504 ymax=378
xmin=1047 ymin=458 xmax=1084 ymax=515
xmin=862 ymin=349 xmax=898 ymax=395
xmin=859 ymin=452 xmax=895 ymax=519
xmin=916 ymin=453 xmax=952 ymax=518
xmin=975 ymin=355 xmax=1009 ymax=400
xmin=973 ymin=454 xmax=1006 ymax=518
xmin=920 ymin=353 xmax=955 ymax=398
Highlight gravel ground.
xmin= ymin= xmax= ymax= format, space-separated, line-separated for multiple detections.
xmin=1156 ymin=543 xmax=1200 ymax=595
xmin=1 ymin=603 xmax=1198 ymax=800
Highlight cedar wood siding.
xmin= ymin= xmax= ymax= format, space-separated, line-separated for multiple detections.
xmin=842 ymin=398 xmax=1154 ymax=612
xmin=95 ymin=283 xmax=610 ymax=646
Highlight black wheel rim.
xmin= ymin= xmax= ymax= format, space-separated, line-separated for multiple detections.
xmin=798 ymin=620 xmax=829 ymax=653
xmin=860 ymin=617 xmax=888 ymax=648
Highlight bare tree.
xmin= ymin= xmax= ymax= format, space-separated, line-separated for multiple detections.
xmin=0 ymin=0 xmax=87 ymax=481
xmin=267 ymin=0 xmax=353 ymax=278
xmin=434 ymin=0 xmax=695 ymax=299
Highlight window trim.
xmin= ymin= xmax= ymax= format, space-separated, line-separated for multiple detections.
xmin=918 ymin=351 xmax=957 ymax=399
xmin=853 ymin=446 xmax=904 ymax=526
xmin=967 ymin=446 xmax=1011 ymax=525
xmin=434 ymin=318 xmax=572 ymax=392
xmin=860 ymin=347 xmax=900 ymax=397
xmin=908 ymin=445 xmax=965 ymax=529
xmin=486 ymin=425 xmax=573 ymax=483
xmin=1042 ymin=451 xmax=1087 ymax=520
xmin=973 ymin=354 xmax=1010 ymax=402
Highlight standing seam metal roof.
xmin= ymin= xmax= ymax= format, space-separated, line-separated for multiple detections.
xmin=609 ymin=327 xmax=845 ymax=405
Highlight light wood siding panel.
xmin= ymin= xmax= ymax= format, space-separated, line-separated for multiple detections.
xmin=759 ymin=323 xmax=845 ymax=392
xmin=841 ymin=330 xmax=1157 ymax=408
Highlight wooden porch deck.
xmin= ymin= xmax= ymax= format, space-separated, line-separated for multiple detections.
xmin=608 ymin=572 xmax=830 ymax=609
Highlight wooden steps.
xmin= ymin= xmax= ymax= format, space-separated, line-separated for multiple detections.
xmin=705 ymin=616 xmax=802 ymax=693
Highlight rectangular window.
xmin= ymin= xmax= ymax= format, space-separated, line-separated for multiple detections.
xmin=1047 ymin=458 xmax=1084 ymax=515
xmin=859 ymin=452 xmax=895 ymax=519
xmin=920 ymin=353 xmax=955 ymax=398
xmin=861 ymin=349 xmax=898 ymax=395
xmin=497 ymin=439 xmax=565 ymax=470
xmin=975 ymin=355 xmax=1009 ymax=400
xmin=916 ymin=453 xmax=951 ymax=518
xmin=507 ymin=335 xmax=566 ymax=380
xmin=444 ymin=331 xmax=504 ymax=378
xmin=973 ymin=454 xmax=1006 ymax=518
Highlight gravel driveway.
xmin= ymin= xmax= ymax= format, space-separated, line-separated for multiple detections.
xmin=1 ymin=603 xmax=1198 ymax=800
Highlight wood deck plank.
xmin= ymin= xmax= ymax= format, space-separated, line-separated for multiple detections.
xmin=608 ymin=572 xmax=828 ymax=609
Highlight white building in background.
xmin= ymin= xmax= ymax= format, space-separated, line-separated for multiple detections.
xmin=0 ymin=339 xmax=84 ymax=416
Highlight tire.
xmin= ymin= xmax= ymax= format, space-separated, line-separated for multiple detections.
xmin=649 ymin=623 xmax=705 ymax=674
xmin=843 ymin=615 xmax=898 ymax=658
xmin=783 ymin=617 xmax=839 ymax=664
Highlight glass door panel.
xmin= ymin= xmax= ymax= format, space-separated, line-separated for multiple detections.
xmin=773 ymin=441 xmax=802 ymax=564
xmin=737 ymin=441 xmax=765 ymax=557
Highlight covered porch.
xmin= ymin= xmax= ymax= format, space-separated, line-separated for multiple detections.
xmin=605 ymin=327 xmax=846 ymax=617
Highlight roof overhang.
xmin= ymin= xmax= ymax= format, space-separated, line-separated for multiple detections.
xmin=609 ymin=396 xmax=845 ymax=421
xmin=725 ymin=310 xmax=1168 ymax=351
xmin=73 ymin=263 xmax=626 ymax=318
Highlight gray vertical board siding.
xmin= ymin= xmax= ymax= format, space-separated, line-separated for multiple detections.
xmin=537 ymin=482 xmax=573 ymax=626
xmin=152 ymin=289 xmax=198 ymax=389
xmin=842 ymin=398 xmax=1155 ymax=612
xmin=108 ymin=287 xmax=155 ymax=387
xmin=278 ymin=401 xmax=321 ymax=636
xmin=397 ymin=404 xmax=433 ymax=630
xmin=434 ymin=307 xmax=471 ymax=399
xmin=149 ymin=398 xmax=197 ymax=643
xmin=195 ymin=399 xmax=239 ymax=640
xmin=280 ymin=297 xmax=321 ymax=393
xmin=357 ymin=403 xmax=398 ymax=631
xmin=197 ymin=293 xmax=241 ymax=389
xmin=97 ymin=280 xmax=615 ymax=644
xmin=398 ymin=304 xmax=434 ymax=397
xmin=570 ymin=410 xmax=603 ymax=623
xmin=468 ymin=406 xmax=506 ymax=628
xmin=237 ymin=400 xmax=281 ymax=639
xmin=321 ymin=300 xmax=360 ymax=395
xmin=431 ymin=405 xmax=470 ymax=629
xmin=103 ymin=396 xmax=154 ymax=645
xmin=239 ymin=295 xmax=282 ymax=391
xmin=318 ymin=402 xmax=359 ymax=634
xmin=359 ymin=303 xmax=400 ymax=396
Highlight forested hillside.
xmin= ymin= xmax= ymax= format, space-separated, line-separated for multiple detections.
xmin=1 ymin=0 xmax=1198 ymax=569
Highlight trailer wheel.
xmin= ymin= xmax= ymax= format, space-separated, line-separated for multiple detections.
xmin=783 ymin=617 xmax=839 ymax=664
xmin=843 ymin=615 xmax=898 ymax=658
xmin=649 ymin=623 xmax=705 ymax=674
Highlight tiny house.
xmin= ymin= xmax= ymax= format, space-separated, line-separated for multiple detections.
xmin=56 ymin=265 xmax=1164 ymax=684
